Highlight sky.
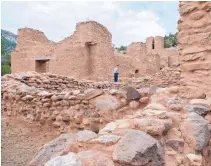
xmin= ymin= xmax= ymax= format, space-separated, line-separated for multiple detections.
xmin=1 ymin=1 xmax=179 ymax=47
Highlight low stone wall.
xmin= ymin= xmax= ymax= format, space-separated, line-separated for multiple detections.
xmin=1 ymin=72 xmax=153 ymax=133
xmin=120 ymin=67 xmax=181 ymax=88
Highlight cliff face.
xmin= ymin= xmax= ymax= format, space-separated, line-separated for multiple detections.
xmin=178 ymin=1 xmax=211 ymax=97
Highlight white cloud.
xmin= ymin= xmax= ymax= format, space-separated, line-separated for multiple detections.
xmin=2 ymin=1 xmax=167 ymax=47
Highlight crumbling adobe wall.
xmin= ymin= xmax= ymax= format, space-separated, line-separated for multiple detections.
xmin=114 ymin=52 xmax=146 ymax=78
xmin=51 ymin=21 xmax=115 ymax=81
xmin=11 ymin=21 xmax=115 ymax=81
xmin=126 ymin=42 xmax=146 ymax=58
xmin=11 ymin=28 xmax=55 ymax=73
xmin=178 ymin=1 xmax=211 ymax=97
xmin=144 ymin=53 xmax=161 ymax=74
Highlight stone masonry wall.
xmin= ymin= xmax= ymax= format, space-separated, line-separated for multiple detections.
xmin=178 ymin=1 xmax=211 ymax=97
xmin=1 ymin=70 xmax=180 ymax=134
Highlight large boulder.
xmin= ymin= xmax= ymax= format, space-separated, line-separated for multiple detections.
xmin=112 ymin=130 xmax=164 ymax=166
xmin=184 ymin=105 xmax=210 ymax=116
xmin=180 ymin=112 xmax=210 ymax=151
xmin=90 ymin=95 xmax=120 ymax=111
xmin=121 ymin=86 xmax=141 ymax=100
xmin=28 ymin=134 xmax=76 ymax=166
xmin=44 ymin=152 xmax=83 ymax=166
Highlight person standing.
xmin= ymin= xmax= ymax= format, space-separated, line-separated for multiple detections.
xmin=114 ymin=65 xmax=119 ymax=83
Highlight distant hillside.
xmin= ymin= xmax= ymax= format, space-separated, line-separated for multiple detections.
xmin=164 ymin=33 xmax=177 ymax=48
xmin=1 ymin=29 xmax=17 ymax=75
xmin=1 ymin=29 xmax=17 ymax=43
xmin=1 ymin=29 xmax=17 ymax=64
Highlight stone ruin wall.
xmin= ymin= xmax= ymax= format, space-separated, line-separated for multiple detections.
xmin=11 ymin=28 xmax=55 ymax=73
xmin=11 ymin=20 xmax=180 ymax=82
xmin=1 ymin=69 xmax=180 ymax=133
xmin=119 ymin=36 xmax=179 ymax=77
xmin=126 ymin=42 xmax=146 ymax=58
xmin=51 ymin=21 xmax=115 ymax=81
xmin=11 ymin=21 xmax=115 ymax=81
xmin=178 ymin=1 xmax=211 ymax=97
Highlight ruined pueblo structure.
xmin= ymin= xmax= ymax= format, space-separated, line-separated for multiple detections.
xmin=2 ymin=1 xmax=211 ymax=166
xmin=11 ymin=21 xmax=179 ymax=80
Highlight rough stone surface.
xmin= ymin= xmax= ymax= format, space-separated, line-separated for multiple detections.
xmin=134 ymin=118 xmax=172 ymax=136
xmin=178 ymin=1 xmax=211 ymax=98
xmin=44 ymin=152 xmax=83 ymax=166
xmin=90 ymin=94 xmax=120 ymax=111
xmin=122 ymin=86 xmax=141 ymax=100
xmin=183 ymin=154 xmax=202 ymax=166
xmin=28 ymin=134 xmax=76 ymax=166
xmin=165 ymin=139 xmax=184 ymax=153
xmin=180 ymin=112 xmax=210 ymax=151
xmin=184 ymin=105 xmax=210 ymax=115
xmin=78 ymin=150 xmax=114 ymax=166
xmin=75 ymin=130 xmax=97 ymax=142
xmin=112 ymin=130 xmax=164 ymax=166
xmin=90 ymin=134 xmax=121 ymax=145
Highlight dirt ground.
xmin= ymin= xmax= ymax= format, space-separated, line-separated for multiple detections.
xmin=1 ymin=117 xmax=59 ymax=166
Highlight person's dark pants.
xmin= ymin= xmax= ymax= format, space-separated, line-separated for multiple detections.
xmin=114 ymin=73 xmax=118 ymax=82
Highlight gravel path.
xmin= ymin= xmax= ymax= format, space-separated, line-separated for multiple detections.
xmin=1 ymin=117 xmax=58 ymax=166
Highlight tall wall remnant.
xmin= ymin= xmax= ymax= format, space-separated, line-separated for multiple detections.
xmin=12 ymin=20 xmax=179 ymax=81
xmin=178 ymin=1 xmax=211 ymax=97
xmin=11 ymin=21 xmax=115 ymax=80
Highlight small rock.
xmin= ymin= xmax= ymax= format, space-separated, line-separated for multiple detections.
xmin=139 ymin=96 xmax=149 ymax=104
xmin=183 ymin=154 xmax=202 ymax=166
xmin=144 ymin=103 xmax=166 ymax=111
xmin=72 ymin=90 xmax=80 ymax=95
xmin=109 ymin=89 xmax=118 ymax=95
xmin=142 ymin=109 xmax=166 ymax=119
xmin=75 ymin=130 xmax=97 ymax=142
xmin=169 ymin=103 xmax=182 ymax=111
xmin=129 ymin=101 xmax=139 ymax=109
xmin=165 ymin=139 xmax=184 ymax=153
xmin=184 ymin=105 xmax=210 ymax=115
xmin=168 ymin=86 xmax=179 ymax=93
xmin=90 ymin=95 xmax=120 ymax=111
xmin=189 ymin=99 xmax=211 ymax=109
xmin=134 ymin=118 xmax=168 ymax=136
xmin=121 ymin=86 xmax=141 ymax=100
xmin=85 ymin=89 xmax=103 ymax=100
xmin=91 ymin=134 xmax=121 ymax=145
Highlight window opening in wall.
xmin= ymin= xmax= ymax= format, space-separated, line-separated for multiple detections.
xmin=135 ymin=69 xmax=139 ymax=74
xmin=152 ymin=39 xmax=155 ymax=50
xmin=35 ymin=60 xmax=48 ymax=73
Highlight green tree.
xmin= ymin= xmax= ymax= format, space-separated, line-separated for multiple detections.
xmin=1 ymin=38 xmax=5 ymax=55
xmin=1 ymin=37 xmax=11 ymax=75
